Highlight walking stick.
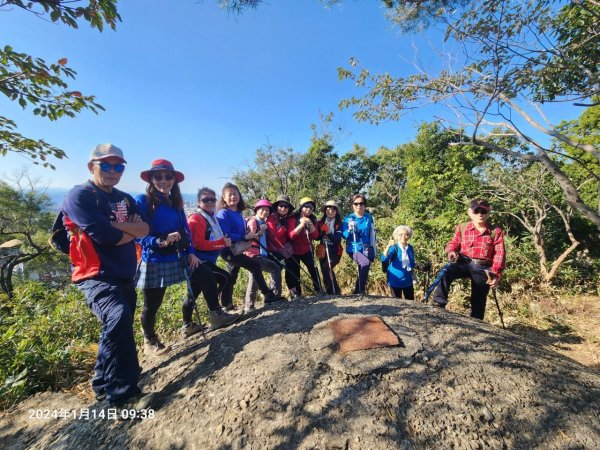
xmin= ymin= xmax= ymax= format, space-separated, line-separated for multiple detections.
xmin=177 ymin=249 xmax=207 ymax=341
xmin=349 ymin=220 xmax=363 ymax=293
xmin=322 ymin=234 xmax=337 ymax=295
xmin=257 ymin=235 xmax=316 ymax=296
xmin=306 ymin=227 xmax=325 ymax=295
xmin=267 ymin=229 xmax=320 ymax=295
xmin=422 ymin=263 xmax=451 ymax=304
xmin=485 ymin=270 xmax=506 ymax=329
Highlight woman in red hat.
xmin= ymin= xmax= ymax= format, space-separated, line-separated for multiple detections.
xmin=135 ymin=160 xmax=236 ymax=356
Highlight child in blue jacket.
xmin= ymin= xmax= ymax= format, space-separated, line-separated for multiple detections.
xmin=381 ymin=225 xmax=416 ymax=300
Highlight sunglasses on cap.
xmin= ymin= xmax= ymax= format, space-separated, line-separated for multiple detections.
xmin=353 ymin=202 xmax=366 ymax=206
xmin=200 ymin=196 xmax=217 ymax=204
xmin=152 ymin=173 xmax=174 ymax=182
xmin=94 ymin=161 xmax=125 ymax=173
xmin=473 ymin=207 xmax=489 ymax=214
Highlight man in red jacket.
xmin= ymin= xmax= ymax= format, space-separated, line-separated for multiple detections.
xmin=433 ymin=199 xmax=505 ymax=319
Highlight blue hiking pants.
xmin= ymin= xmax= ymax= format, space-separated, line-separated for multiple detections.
xmin=77 ymin=277 xmax=140 ymax=405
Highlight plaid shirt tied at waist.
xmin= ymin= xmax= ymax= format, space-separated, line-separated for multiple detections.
xmin=446 ymin=222 xmax=506 ymax=278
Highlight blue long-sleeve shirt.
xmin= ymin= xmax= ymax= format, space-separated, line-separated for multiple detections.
xmin=342 ymin=212 xmax=376 ymax=254
xmin=216 ymin=208 xmax=247 ymax=243
xmin=381 ymin=243 xmax=415 ymax=288
xmin=62 ymin=180 xmax=144 ymax=281
xmin=135 ymin=193 xmax=192 ymax=263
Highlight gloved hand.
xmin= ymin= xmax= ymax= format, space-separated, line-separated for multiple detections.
xmin=320 ymin=223 xmax=330 ymax=233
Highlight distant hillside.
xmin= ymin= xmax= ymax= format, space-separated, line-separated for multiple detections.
xmin=44 ymin=188 xmax=197 ymax=212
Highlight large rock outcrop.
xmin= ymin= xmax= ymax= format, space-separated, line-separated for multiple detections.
xmin=2 ymin=296 xmax=600 ymax=449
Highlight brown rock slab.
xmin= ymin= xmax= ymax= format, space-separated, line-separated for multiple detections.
xmin=330 ymin=316 xmax=400 ymax=353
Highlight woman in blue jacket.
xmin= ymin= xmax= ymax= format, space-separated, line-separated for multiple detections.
xmin=135 ymin=159 xmax=202 ymax=356
xmin=342 ymin=194 xmax=377 ymax=294
xmin=381 ymin=225 xmax=416 ymax=299
xmin=216 ymin=182 xmax=283 ymax=308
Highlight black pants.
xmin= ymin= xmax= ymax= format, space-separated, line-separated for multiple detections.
xmin=220 ymin=249 xmax=271 ymax=306
xmin=288 ymin=251 xmax=321 ymax=295
xmin=203 ymin=260 xmax=231 ymax=308
xmin=391 ymin=285 xmax=414 ymax=300
xmin=141 ymin=287 xmax=166 ymax=339
xmin=184 ymin=262 xmax=221 ymax=323
xmin=432 ymin=261 xmax=490 ymax=319
xmin=270 ymin=252 xmax=297 ymax=292
xmin=319 ymin=254 xmax=341 ymax=295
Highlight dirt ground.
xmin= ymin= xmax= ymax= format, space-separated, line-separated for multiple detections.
xmin=1 ymin=295 xmax=599 ymax=449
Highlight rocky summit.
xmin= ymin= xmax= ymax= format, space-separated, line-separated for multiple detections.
xmin=2 ymin=296 xmax=600 ymax=449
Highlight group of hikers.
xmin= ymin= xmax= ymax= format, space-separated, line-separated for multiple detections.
xmin=60 ymin=144 xmax=505 ymax=410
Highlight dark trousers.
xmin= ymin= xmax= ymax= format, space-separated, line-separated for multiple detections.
xmin=349 ymin=253 xmax=371 ymax=294
xmin=319 ymin=254 xmax=341 ymax=295
xmin=270 ymin=252 xmax=298 ymax=292
xmin=141 ymin=287 xmax=166 ymax=339
xmin=288 ymin=251 xmax=321 ymax=295
xmin=391 ymin=285 xmax=414 ymax=300
xmin=221 ymin=249 xmax=271 ymax=306
xmin=432 ymin=261 xmax=490 ymax=319
xmin=77 ymin=277 xmax=140 ymax=406
xmin=186 ymin=262 xmax=221 ymax=322
xmin=202 ymin=260 xmax=231 ymax=308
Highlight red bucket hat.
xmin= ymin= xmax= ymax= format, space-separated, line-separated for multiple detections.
xmin=140 ymin=159 xmax=184 ymax=183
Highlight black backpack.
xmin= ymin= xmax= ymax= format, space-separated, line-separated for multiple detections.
xmin=48 ymin=184 xmax=102 ymax=254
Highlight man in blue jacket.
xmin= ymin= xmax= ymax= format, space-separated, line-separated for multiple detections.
xmin=62 ymin=144 xmax=150 ymax=408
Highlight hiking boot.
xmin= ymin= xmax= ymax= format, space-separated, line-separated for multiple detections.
xmin=209 ymin=309 xmax=239 ymax=331
xmin=179 ymin=322 xmax=204 ymax=339
xmin=112 ymin=392 xmax=158 ymax=420
xmin=244 ymin=305 xmax=256 ymax=314
xmin=289 ymin=290 xmax=301 ymax=301
xmin=95 ymin=390 xmax=107 ymax=402
xmin=433 ymin=301 xmax=447 ymax=309
xmin=264 ymin=291 xmax=285 ymax=304
xmin=222 ymin=303 xmax=237 ymax=312
xmin=144 ymin=337 xmax=171 ymax=357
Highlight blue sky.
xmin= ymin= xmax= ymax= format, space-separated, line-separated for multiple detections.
xmin=1 ymin=1 xmax=581 ymax=194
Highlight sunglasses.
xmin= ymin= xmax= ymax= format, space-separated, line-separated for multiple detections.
xmin=353 ymin=202 xmax=366 ymax=206
xmin=95 ymin=161 xmax=125 ymax=173
xmin=326 ymin=206 xmax=337 ymax=210
xmin=152 ymin=173 xmax=174 ymax=182
xmin=303 ymin=204 xmax=314 ymax=209
xmin=277 ymin=204 xmax=289 ymax=209
xmin=473 ymin=208 xmax=489 ymax=214
xmin=201 ymin=197 xmax=217 ymax=204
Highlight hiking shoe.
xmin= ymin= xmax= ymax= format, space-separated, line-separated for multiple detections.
xmin=289 ymin=290 xmax=301 ymax=301
xmin=265 ymin=292 xmax=285 ymax=304
xmin=209 ymin=309 xmax=239 ymax=331
xmin=112 ymin=392 xmax=158 ymax=420
xmin=433 ymin=301 xmax=447 ymax=309
xmin=144 ymin=337 xmax=171 ymax=357
xmin=95 ymin=390 xmax=107 ymax=402
xmin=244 ymin=305 xmax=256 ymax=314
xmin=179 ymin=322 xmax=204 ymax=339
xmin=222 ymin=303 xmax=237 ymax=312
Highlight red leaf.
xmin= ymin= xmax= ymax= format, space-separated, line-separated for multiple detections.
xmin=58 ymin=58 xmax=68 ymax=66
xmin=71 ymin=91 xmax=82 ymax=98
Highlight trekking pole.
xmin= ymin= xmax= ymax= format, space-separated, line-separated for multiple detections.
xmin=485 ymin=270 xmax=506 ymax=329
xmin=422 ymin=262 xmax=451 ymax=304
xmin=177 ymin=249 xmax=207 ymax=341
xmin=323 ymin=234 xmax=337 ymax=295
xmin=350 ymin=220 xmax=362 ymax=293
xmin=256 ymin=236 xmax=315 ymax=296
xmin=267 ymin=230 xmax=319 ymax=295
xmin=306 ymin=227 xmax=325 ymax=295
